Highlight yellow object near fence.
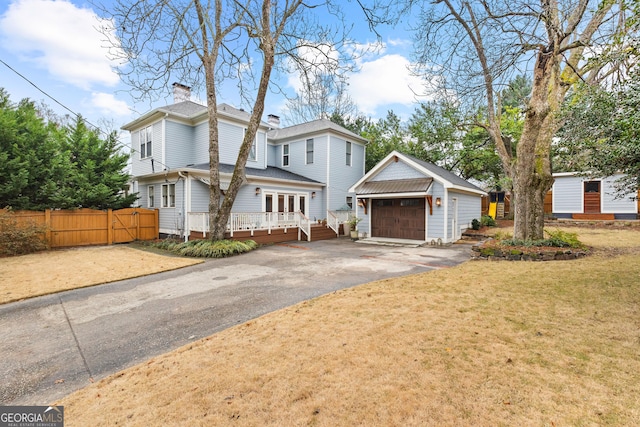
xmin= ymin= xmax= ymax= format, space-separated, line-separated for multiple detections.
xmin=488 ymin=202 xmax=497 ymax=219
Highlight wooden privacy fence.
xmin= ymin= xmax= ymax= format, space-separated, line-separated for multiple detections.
xmin=12 ymin=208 xmax=159 ymax=248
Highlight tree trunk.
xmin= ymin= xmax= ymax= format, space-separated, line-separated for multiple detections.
xmin=512 ymin=47 xmax=557 ymax=240
xmin=209 ymin=0 xmax=278 ymax=240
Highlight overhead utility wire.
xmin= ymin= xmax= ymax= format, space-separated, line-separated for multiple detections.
xmin=0 ymin=58 xmax=173 ymax=172
xmin=0 ymin=58 xmax=102 ymax=131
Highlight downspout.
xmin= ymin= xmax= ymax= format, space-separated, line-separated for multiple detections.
xmin=178 ymin=171 xmax=189 ymax=241
xmin=325 ymin=133 xmax=331 ymax=217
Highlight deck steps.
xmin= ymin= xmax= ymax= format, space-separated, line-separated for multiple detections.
xmin=310 ymin=224 xmax=341 ymax=241
xmin=572 ymin=213 xmax=616 ymax=220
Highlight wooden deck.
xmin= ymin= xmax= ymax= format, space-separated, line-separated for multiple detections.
xmin=572 ymin=213 xmax=616 ymax=220
xmin=189 ymin=224 xmax=343 ymax=244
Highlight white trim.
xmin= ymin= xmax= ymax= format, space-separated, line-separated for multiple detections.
xmin=262 ymin=190 xmax=310 ymax=214
xmin=355 ymin=192 xmax=429 ymax=199
xmin=443 ymin=188 xmax=449 ymax=242
xmin=326 ymin=133 xmax=331 ymax=210
xmin=349 ymin=150 xmax=486 ymax=197
xmin=452 ymin=197 xmax=459 ymax=241
xmin=282 ymin=143 xmax=290 ymax=167
xmin=147 ymin=185 xmax=155 ymax=208
xmin=305 ymin=138 xmax=314 ymax=165
xmin=161 ymin=115 xmax=166 ymax=167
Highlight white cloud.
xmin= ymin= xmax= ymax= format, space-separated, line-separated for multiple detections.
xmin=386 ymin=37 xmax=411 ymax=48
xmin=0 ymin=0 xmax=122 ymax=89
xmin=286 ymin=41 xmax=340 ymax=92
xmin=349 ymin=54 xmax=431 ymax=115
xmin=90 ymin=92 xmax=130 ymax=117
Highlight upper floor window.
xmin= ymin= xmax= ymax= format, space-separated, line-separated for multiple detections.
xmin=346 ymin=141 xmax=352 ymax=166
xmin=306 ymin=138 xmax=314 ymax=164
xmin=245 ymin=128 xmax=257 ymax=162
xmin=283 ymin=144 xmax=290 ymax=167
xmin=162 ymin=183 xmax=175 ymax=208
xmin=140 ymin=126 xmax=152 ymax=159
xmin=148 ymin=185 xmax=155 ymax=208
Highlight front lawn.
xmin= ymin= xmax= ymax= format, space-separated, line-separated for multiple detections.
xmin=58 ymin=226 xmax=640 ymax=426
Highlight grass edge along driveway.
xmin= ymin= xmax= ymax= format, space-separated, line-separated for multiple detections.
xmin=0 ymin=245 xmax=203 ymax=305
xmin=59 ymin=227 xmax=640 ymax=426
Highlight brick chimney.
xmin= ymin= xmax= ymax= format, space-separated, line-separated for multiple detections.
xmin=172 ymin=82 xmax=191 ymax=103
xmin=267 ymin=114 xmax=280 ymax=128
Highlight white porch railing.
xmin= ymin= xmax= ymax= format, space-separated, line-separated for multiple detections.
xmin=327 ymin=210 xmax=353 ymax=236
xmin=187 ymin=211 xmax=311 ymax=241
xmin=326 ymin=211 xmax=340 ymax=237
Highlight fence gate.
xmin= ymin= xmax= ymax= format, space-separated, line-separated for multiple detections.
xmin=112 ymin=208 xmax=139 ymax=243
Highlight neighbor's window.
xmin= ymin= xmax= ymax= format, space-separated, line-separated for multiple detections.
xmin=585 ymin=181 xmax=600 ymax=193
xmin=140 ymin=126 xmax=152 ymax=159
xmin=346 ymin=141 xmax=352 ymax=166
xmin=346 ymin=196 xmax=353 ymax=209
xmin=162 ymin=183 xmax=175 ymax=208
xmin=306 ymin=138 xmax=314 ymax=164
xmin=283 ymin=144 xmax=290 ymax=166
xmin=148 ymin=185 xmax=155 ymax=208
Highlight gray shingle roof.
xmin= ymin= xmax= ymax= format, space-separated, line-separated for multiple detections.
xmin=268 ymin=118 xmax=368 ymax=143
xmin=188 ymin=163 xmax=322 ymax=184
xmin=161 ymin=101 xmax=207 ymax=117
xmin=402 ymin=153 xmax=485 ymax=193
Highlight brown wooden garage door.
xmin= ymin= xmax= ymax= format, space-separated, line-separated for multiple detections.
xmin=371 ymin=198 xmax=426 ymax=240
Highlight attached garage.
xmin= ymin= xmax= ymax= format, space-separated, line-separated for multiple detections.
xmin=349 ymin=151 xmax=486 ymax=243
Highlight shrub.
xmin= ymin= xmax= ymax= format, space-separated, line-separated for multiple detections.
xmin=150 ymin=238 xmax=258 ymax=258
xmin=481 ymin=215 xmax=496 ymax=227
xmin=499 ymin=229 xmax=584 ymax=249
xmin=471 ymin=218 xmax=481 ymax=230
xmin=544 ymin=229 xmax=584 ymax=249
xmin=0 ymin=208 xmax=49 ymax=256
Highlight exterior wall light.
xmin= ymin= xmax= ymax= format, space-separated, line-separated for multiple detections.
xmin=435 ymin=197 xmax=442 ymax=207
xmin=255 ymin=187 xmax=261 ymax=195
xmin=311 ymin=191 xmax=316 ymax=198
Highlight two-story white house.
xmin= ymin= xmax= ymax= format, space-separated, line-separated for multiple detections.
xmin=122 ymin=84 xmax=367 ymax=242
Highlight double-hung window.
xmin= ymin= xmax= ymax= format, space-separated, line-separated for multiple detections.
xmin=282 ymin=144 xmax=290 ymax=166
xmin=346 ymin=141 xmax=352 ymax=166
xmin=148 ymin=185 xmax=155 ymax=208
xmin=245 ymin=128 xmax=257 ymax=162
xmin=140 ymin=126 xmax=152 ymax=159
xmin=306 ymin=138 xmax=314 ymax=164
xmin=162 ymin=183 xmax=175 ymax=208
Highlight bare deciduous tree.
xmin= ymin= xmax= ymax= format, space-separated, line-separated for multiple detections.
xmin=383 ymin=0 xmax=635 ymax=239
xmin=101 ymin=0 xmax=351 ymax=240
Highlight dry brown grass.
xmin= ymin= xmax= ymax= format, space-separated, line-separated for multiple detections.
xmin=0 ymin=245 xmax=202 ymax=304
xmin=58 ymin=227 xmax=640 ymax=426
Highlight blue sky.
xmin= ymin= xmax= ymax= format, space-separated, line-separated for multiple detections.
xmin=0 ymin=0 xmax=430 ymax=131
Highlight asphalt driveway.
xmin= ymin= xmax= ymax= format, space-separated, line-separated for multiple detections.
xmin=0 ymin=238 xmax=473 ymax=405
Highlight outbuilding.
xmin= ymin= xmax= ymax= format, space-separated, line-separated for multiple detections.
xmin=349 ymin=151 xmax=486 ymax=244
xmin=552 ymin=172 xmax=639 ymax=220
